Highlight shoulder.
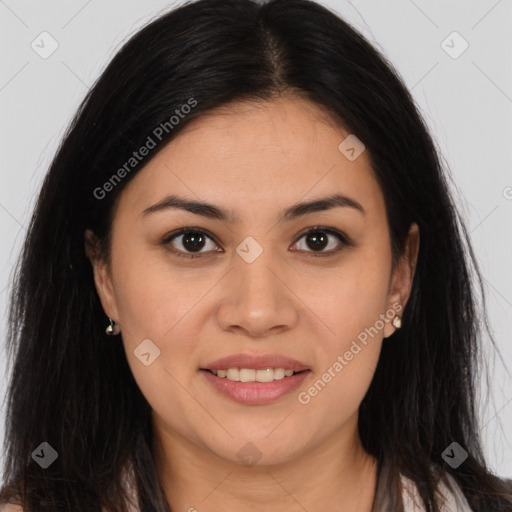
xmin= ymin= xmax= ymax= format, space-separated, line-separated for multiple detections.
xmin=400 ymin=472 xmax=473 ymax=511
xmin=0 ymin=504 xmax=24 ymax=512
xmin=436 ymin=472 xmax=473 ymax=511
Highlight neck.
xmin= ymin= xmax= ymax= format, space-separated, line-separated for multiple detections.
xmin=152 ymin=413 xmax=378 ymax=512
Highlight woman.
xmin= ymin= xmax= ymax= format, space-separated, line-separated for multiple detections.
xmin=1 ymin=0 xmax=511 ymax=510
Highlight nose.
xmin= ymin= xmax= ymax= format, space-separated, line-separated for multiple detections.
xmin=215 ymin=248 xmax=299 ymax=338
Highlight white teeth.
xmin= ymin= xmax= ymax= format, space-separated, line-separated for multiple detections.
xmin=226 ymin=368 xmax=239 ymax=381
xmin=274 ymin=368 xmax=285 ymax=380
xmin=255 ymin=369 xmax=273 ymax=383
xmin=211 ymin=368 xmax=300 ymax=382
xmin=240 ymin=369 xmax=256 ymax=382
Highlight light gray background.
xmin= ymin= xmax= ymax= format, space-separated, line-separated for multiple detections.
xmin=1 ymin=0 xmax=511 ymax=478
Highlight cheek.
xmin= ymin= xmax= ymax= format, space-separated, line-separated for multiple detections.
xmin=299 ymin=277 xmax=387 ymax=422
xmin=111 ymin=252 xmax=204 ymax=424
xmin=299 ymin=340 xmax=382 ymax=432
xmin=106 ymin=249 xmax=207 ymax=407
xmin=308 ymin=246 xmax=392 ymax=344
xmin=110 ymin=241 xmax=206 ymax=340
xmin=297 ymin=246 xmax=390 ymax=408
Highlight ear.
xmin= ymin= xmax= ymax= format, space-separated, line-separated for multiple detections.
xmin=383 ymin=222 xmax=420 ymax=338
xmin=84 ymin=229 xmax=119 ymax=322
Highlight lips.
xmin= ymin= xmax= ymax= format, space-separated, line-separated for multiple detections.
xmin=199 ymin=353 xmax=312 ymax=405
xmin=201 ymin=368 xmax=311 ymax=404
xmin=201 ymin=353 xmax=310 ymax=372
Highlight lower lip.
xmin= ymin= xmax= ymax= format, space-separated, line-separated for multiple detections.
xmin=200 ymin=370 xmax=311 ymax=405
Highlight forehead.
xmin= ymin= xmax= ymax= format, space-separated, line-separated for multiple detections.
xmin=172 ymin=94 xmax=349 ymax=159
xmin=115 ymin=95 xmax=384 ymax=222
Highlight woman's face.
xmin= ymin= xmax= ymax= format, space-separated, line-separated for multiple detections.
xmin=88 ymin=94 xmax=419 ymax=467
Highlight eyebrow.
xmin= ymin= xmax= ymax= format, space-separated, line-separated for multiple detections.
xmin=141 ymin=193 xmax=366 ymax=223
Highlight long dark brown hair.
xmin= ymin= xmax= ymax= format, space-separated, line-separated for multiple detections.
xmin=1 ymin=0 xmax=511 ymax=510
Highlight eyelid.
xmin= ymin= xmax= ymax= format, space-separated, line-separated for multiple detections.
xmin=291 ymin=225 xmax=351 ymax=257
xmin=161 ymin=225 xmax=351 ymax=258
xmin=293 ymin=225 xmax=351 ymax=246
xmin=160 ymin=227 xmax=220 ymax=259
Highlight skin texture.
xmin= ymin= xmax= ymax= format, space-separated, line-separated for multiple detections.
xmin=86 ymin=94 xmax=419 ymax=512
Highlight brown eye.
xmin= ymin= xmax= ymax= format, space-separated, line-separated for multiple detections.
xmin=176 ymin=231 xmax=208 ymax=252
xmin=161 ymin=225 xmax=351 ymax=260
xmin=162 ymin=228 xmax=220 ymax=258
xmin=292 ymin=227 xmax=350 ymax=256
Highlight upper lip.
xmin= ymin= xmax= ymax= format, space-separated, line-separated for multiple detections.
xmin=201 ymin=353 xmax=310 ymax=372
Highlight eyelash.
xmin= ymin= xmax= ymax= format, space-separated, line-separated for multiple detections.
xmin=160 ymin=226 xmax=352 ymax=259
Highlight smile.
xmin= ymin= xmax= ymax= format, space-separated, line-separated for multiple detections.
xmin=200 ymin=368 xmax=311 ymax=405
xmin=208 ymin=367 xmax=302 ymax=382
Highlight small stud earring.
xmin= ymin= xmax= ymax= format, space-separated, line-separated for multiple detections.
xmin=106 ymin=317 xmax=121 ymax=335
xmin=392 ymin=315 xmax=402 ymax=329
